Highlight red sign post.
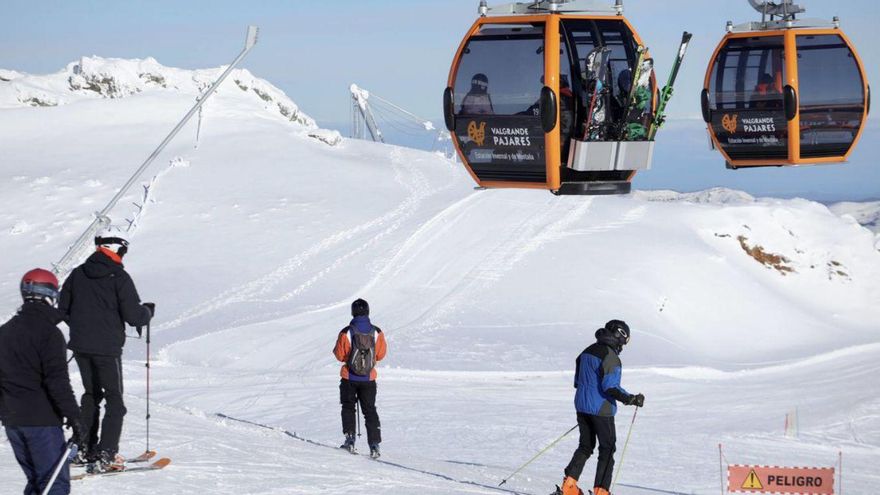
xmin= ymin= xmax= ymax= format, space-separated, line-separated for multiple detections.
xmin=728 ymin=465 xmax=835 ymax=494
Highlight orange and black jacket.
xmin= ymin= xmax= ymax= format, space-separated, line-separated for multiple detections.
xmin=333 ymin=318 xmax=387 ymax=381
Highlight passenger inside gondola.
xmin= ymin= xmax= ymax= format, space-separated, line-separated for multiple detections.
xmin=459 ymin=73 xmax=494 ymax=115
xmin=750 ymin=73 xmax=782 ymax=110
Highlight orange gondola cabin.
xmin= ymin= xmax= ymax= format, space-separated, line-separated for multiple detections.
xmin=443 ymin=0 xmax=658 ymax=195
xmin=701 ymin=0 xmax=870 ymax=168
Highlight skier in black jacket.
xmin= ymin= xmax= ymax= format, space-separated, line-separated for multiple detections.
xmin=1 ymin=268 xmax=82 ymax=495
xmin=58 ymin=235 xmax=153 ymax=471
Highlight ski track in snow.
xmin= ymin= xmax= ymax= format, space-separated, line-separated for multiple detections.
xmin=158 ymin=147 xmax=435 ymax=332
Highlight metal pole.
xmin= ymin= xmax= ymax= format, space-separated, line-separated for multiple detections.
xmin=356 ymin=401 xmax=361 ymax=438
xmin=499 ymin=424 xmax=578 ymax=486
xmin=41 ymin=440 xmax=76 ymax=495
xmin=838 ymin=450 xmax=843 ymax=494
xmin=719 ymin=443 xmax=725 ymax=495
xmin=610 ymin=407 xmax=639 ymax=492
xmin=145 ymin=321 xmax=152 ymax=454
xmin=53 ymin=25 xmax=259 ymax=278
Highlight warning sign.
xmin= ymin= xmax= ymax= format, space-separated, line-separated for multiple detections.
xmin=728 ymin=465 xmax=834 ymax=494
xmin=742 ymin=469 xmax=764 ymax=489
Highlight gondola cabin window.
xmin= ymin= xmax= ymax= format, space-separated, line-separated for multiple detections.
xmin=454 ymin=25 xmax=545 ymax=117
xmin=796 ymin=34 xmax=866 ymax=158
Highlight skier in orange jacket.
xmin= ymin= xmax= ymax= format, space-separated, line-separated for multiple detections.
xmin=333 ymin=299 xmax=387 ymax=458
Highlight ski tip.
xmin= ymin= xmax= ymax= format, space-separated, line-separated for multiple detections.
xmin=151 ymin=458 xmax=172 ymax=469
xmin=499 ymin=480 xmax=507 ymax=486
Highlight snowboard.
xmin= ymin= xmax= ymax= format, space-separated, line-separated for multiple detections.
xmin=582 ymin=46 xmax=613 ymax=141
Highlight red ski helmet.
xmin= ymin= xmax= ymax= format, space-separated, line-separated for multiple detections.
xmin=20 ymin=268 xmax=60 ymax=304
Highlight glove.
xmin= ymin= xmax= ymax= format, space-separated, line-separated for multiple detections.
xmin=143 ymin=302 xmax=156 ymax=318
xmin=65 ymin=418 xmax=85 ymax=448
xmin=627 ymin=393 xmax=645 ymax=408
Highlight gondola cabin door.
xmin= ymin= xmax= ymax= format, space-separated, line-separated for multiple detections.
xmin=446 ymin=19 xmax=557 ymax=189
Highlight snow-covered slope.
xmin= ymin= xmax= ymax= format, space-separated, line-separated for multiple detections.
xmin=1 ymin=59 xmax=878 ymax=494
xmin=831 ymin=201 xmax=880 ymax=233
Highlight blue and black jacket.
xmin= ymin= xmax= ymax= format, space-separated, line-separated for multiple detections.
xmin=573 ymin=330 xmax=632 ymax=417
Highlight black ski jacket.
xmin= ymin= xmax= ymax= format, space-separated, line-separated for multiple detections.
xmin=0 ymin=302 xmax=80 ymax=427
xmin=59 ymin=250 xmax=152 ymax=357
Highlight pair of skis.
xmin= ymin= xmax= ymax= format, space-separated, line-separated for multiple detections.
xmin=619 ymin=32 xmax=693 ymax=141
xmin=72 ymin=450 xmax=171 ymax=480
xmin=582 ymin=32 xmax=691 ymax=143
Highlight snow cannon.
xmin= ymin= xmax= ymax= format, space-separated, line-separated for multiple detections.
xmin=443 ymin=0 xmax=663 ymax=195
xmin=701 ymin=0 xmax=870 ymax=169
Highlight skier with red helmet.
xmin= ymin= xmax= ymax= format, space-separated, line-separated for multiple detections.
xmin=0 ymin=269 xmax=82 ymax=494
xmin=58 ymin=234 xmax=154 ymax=472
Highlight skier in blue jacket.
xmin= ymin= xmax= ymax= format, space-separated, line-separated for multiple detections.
xmin=556 ymin=320 xmax=644 ymax=495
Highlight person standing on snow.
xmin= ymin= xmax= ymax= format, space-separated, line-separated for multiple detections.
xmin=333 ymin=298 xmax=387 ymax=459
xmin=555 ymin=320 xmax=645 ymax=495
xmin=59 ymin=235 xmax=154 ymax=472
xmin=0 ymin=269 xmax=83 ymax=495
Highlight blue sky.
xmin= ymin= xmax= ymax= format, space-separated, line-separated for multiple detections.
xmin=2 ymin=0 xmax=878 ymax=200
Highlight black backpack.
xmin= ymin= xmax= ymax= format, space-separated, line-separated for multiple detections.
xmin=347 ymin=326 xmax=377 ymax=376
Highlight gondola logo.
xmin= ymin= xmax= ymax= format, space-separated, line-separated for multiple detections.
xmin=468 ymin=121 xmax=487 ymax=146
xmin=722 ymin=114 xmax=738 ymax=133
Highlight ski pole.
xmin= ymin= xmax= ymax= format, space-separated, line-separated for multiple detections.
xmin=41 ymin=440 xmax=77 ymax=495
xmin=356 ymin=401 xmax=361 ymax=438
xmin=610 ymin=407 xmax=639 ymax=493
xmin=145 ymin=321 xmax=151 ymax=454
xmin=499 ymin=425 xmax=578 ymax=486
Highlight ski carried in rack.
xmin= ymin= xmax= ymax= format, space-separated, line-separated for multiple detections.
xmin=619 ymin=47 xmax=654 ymax=141
xmin=72 ymin=458 xmax=171 ymax=480
xmin=582 ymin=46 xmax=613 ymax=141
xmin=647 ymin=31 xmax=694 ymax=140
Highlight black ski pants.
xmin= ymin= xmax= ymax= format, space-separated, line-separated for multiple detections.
xmin=74 ymin=353 xmax=127 ymax=459
xmin=340 ymin=379 xmax=381 ymax=446
xmin=564 ymin=412 xmax=617 ymax=490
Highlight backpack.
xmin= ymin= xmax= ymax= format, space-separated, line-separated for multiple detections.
xmin=347 ymin=325 xmax=377 ymax=376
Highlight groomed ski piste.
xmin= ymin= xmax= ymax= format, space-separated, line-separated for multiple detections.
xmin=1 ymin=58 xmax=879 ymax=494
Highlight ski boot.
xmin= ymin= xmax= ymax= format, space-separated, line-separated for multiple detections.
xmin=71 ymin=449 xmax=90 ymax=467
xmin=369 ymin=443 xmax=381 ymax=459
xmin=340 ymin=433 xmax=357 ymax=454
xmin=591 ymin=488 xmax=610 ymax=495
xmin=90 ymin=451 xmax=125 ymax=473
xmin=555 ymin=476 xmax=582 ymax=495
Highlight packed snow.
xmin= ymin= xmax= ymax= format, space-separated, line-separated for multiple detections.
xmin=1 ymin=58 xmax=878 ymax=494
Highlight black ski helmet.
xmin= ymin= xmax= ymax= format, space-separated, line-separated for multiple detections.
xmin=604 ymin=319 xmax=631 ymax=347
xmin=351 ymin=298 xmax=369 ymax=317
xmin=20 ymin=268 xmax=60 ymax=305
xmin=470 ymin=73 xmax=489 ymax=93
